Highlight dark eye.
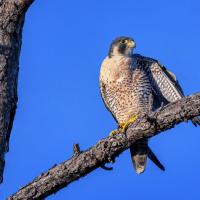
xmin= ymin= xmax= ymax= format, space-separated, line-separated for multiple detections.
xmin=121 ymin=39 xmax=126 ymax=44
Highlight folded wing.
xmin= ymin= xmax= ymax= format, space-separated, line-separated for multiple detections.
xmin=133 ymin=54 xmax=200 ymax=126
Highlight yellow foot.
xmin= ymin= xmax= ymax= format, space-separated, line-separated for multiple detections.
xmin=119 ymin=115 xmax=137 ymax=132
xmin=109 ymin=129 xmax=121 ymax=136
xmin=109 ymin=115 xmax=137 ymax=136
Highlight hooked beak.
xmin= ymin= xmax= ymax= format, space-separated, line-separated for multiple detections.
xmin=127 ymin=40 xmax=136 ymax=48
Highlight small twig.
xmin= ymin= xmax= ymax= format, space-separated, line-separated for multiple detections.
xmin=73 ymin=143 xmax=81 ymax=156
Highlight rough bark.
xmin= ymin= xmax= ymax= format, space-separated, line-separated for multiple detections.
xmin=8 ymin=92 xmax=200 ymax=200
xmin=0 ymin=0 xmax=34 ymax=183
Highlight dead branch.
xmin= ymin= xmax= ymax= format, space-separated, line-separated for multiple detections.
xmin=7 ymin=92 xmax=200 ymax=200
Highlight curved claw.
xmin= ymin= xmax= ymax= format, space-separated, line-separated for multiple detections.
xmin=109 ymin=129 xmax=121 ymax=136
xmin=191 ymin=117 xmax=200 ymax=127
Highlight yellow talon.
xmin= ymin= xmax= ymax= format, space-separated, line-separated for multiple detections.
xmin=109 ymin=115 xmax=137 ymax=136
xmin=109 ymin=129 xmax=121 ymax=136
xmin=119 ymin=115 xmax=137 ymax=132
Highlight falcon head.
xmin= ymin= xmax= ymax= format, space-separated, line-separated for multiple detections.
xmin=108 ymin=36 xmax=136 ymax=57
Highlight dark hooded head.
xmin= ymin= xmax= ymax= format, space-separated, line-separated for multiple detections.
xmin=108 ymin=36 xmax=136 ymax=57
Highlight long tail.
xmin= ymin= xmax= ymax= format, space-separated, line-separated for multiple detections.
xmin=130 ymin=139 xmax=165 ymax=174
xmin=130 ymin=138 xmax=148 ymax=174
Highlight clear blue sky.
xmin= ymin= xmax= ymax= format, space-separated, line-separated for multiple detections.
xmin=1 ymin=0 xmax=200 ymax=199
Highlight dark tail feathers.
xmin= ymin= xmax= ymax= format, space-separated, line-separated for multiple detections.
xmin=130 ymin=139 xmax=165 ymax=174
xmin=148 ymin=147 xmax=165 ymax=171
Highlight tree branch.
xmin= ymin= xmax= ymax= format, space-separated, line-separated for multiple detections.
xmin=0 ymin=0 xmax=34 ymax=183
xmin=8 ymin=92 xmax=200 ymax=200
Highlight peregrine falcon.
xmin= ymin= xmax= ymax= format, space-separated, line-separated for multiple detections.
xmin=99 ymin=36 xmax=200 ymax=174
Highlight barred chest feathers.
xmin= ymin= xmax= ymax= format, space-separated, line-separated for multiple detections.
xmin=100 ymin=55 xmax=153 ymax=123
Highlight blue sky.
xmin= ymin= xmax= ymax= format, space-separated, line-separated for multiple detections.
xmin=1 ymin=0 xmax=200 ymax=199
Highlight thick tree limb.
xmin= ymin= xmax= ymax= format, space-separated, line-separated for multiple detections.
xmin=8 ymin=92 xmax=200 ymax=200
xmin=0 ymin=0 xmax=34 ymax=183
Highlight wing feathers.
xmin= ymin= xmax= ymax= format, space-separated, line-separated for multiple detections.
xmin=132 ymin=54 xmax=184 ymax=102
xmin=132 ymin=54 xmax=199 ymax=127
xmin=149 ymin=62 xmax=183 ymax=102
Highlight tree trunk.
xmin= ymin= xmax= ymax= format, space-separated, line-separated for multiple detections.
xmin=0 ymin=0 xmax=34 ymax=183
